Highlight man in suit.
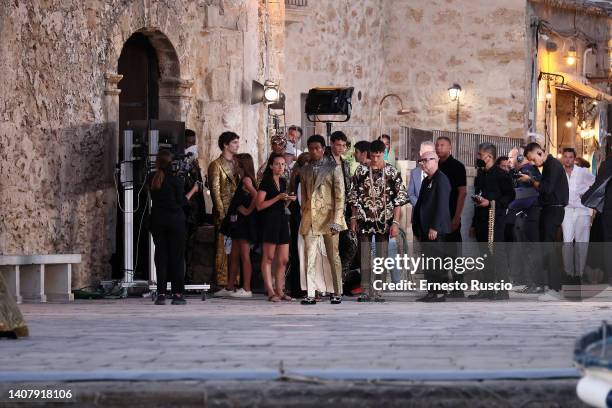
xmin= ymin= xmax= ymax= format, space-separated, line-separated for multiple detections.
xmin=413 ymin=150 xmax=451 ymax=302
xmin=207 ymin=131 xmax=239 ymax=295
xmin=299 ymin=135 xmax=347 ymax=305
xmin=408 ymin=141 xmax=436 ymax=207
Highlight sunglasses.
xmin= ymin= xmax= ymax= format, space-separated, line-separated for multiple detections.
xmin=417 ymin=157 xmax=436 ymax=164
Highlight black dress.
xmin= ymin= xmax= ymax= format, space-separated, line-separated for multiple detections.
xmin=220 ymin=178 xmax=258 ymax=243
xmin=259 ymin=176 xmax=290 ymax=245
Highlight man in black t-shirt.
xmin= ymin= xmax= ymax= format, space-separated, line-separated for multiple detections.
xmin=436 ymin=136 xmax=467 ymax=297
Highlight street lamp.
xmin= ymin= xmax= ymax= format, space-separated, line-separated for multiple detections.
xmin=377 ymin=93 xmax=410 ymax=139
xmin=448 ymin=83 xmax=462 ymax=137
xmin=448 ymin=83 xmax=462 ymax=102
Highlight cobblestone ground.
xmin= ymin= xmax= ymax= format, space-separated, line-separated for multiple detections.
xmin=1 ymin=295 xmax=610 ymax=374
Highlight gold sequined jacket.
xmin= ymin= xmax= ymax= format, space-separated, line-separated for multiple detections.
xmin=207 ymin=155 xmax=238 ymax=226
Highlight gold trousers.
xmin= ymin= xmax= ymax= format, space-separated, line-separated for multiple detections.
xmin=215 ymin=233 xmax=228 ymax=286
xmin=302 ymin=233 xmax=342 ymax=298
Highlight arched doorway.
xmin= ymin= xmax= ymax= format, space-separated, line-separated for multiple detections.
xmin=111 ymin=30 xmax=183 ymax=281
xmin=118 ymin=32 xmax=160 ymax=137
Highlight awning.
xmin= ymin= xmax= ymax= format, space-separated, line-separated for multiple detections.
xmin=554 ymin=72 xmax=612 ymax=102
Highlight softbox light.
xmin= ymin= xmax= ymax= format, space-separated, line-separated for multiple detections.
xmin=305 ymin=87 xmax=354 ymax=122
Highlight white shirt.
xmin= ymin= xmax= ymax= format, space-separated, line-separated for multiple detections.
xmin=565 ymin=166 xmax=595 ymax=214
xmin=420 ymin=169 xmax=427 ymax=183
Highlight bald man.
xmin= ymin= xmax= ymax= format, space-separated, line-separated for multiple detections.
xmin=413 ymin=150 xmax=451 ymax=302
xmin=408 ymin=141 xmax=436 ymax=207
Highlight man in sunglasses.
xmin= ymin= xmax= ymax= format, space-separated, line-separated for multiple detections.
xmin=412 ymin=150 xmax=451 ymax=302
xmin=468 ymin=143 xmax=515 ymax=300
xmin=523 ymin=142 xmax=569 ymax=298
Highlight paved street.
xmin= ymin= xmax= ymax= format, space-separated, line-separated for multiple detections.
xmin=1 ymin=296 xmax=610 ymax=375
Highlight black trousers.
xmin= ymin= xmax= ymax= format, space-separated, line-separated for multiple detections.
xmin=445 ymin=225 xmax=463 ymax=284
xmin=151 ymin=211 xmax=186 ymax=295
xmin=539 ymin=206 xmax=565 ymax=290
xmin=416 ymin=233 xmax=447 ymax=294
xmin=288 ymin=203 xmax=302 ymax=297
xmin=510 ymin=206 xmax=541 ymax=286
xmin=474 ymin=215 xmax=507 ymax=285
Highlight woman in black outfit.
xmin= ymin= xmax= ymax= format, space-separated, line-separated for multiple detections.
xmin=255 ymin=153 xmax=296 ymax=302
xmin=221 ymin=153 xmax=258 ymax=297
xmin=147 ymin=150 xmax=199 ymax=305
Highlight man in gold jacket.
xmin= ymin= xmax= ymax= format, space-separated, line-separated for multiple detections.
xmin=298 ymin=134 xmax=347 ymax=305
xmin=207 ymin=131 xmax=239 ymax=291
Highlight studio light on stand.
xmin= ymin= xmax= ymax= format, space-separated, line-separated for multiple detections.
xmin=251 ymin=80 xmax=285 ymax=152
xmin=251 ymin=80 xmax=281 ymax=105
xmin=305 ymin=87 xmax=354 ymax=139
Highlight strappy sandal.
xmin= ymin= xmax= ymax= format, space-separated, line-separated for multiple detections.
xmin=268 ymin=295 xmax=281 ymax=302
xmin=279 ymin=294 xmax=295 ymax=302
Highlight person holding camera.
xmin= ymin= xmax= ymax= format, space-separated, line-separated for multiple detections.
xmin=523 ymin=142 xmax=569 ymax=298
xmin=256 ymin=153 xmax=297 ymax=302
xmin=147 ymin=149 xmax=200 ymax=305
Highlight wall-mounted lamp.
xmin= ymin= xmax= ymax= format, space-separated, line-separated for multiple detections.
xmin=565 ymin=119 xmax=573 ymax=128
xmin=545 ymin=84 xmax=552 ymax=100
xmin=448 ymin=84 xmax=462 ymax=102
xmin=565 ymin=46 xmax=577 ymax=66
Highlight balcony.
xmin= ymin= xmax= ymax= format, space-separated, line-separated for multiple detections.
xmin=285 ymin=0 xmax=310 ymax=24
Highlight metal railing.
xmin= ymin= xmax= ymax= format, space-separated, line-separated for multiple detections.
xmin=285 ymin=0 xmax=308 ymax=6
xmin=399 ymin=127 xmax=520 ymax=167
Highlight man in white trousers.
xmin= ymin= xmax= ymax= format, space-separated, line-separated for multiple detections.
xmin=561 ymin=148 xmax=595 ymax=280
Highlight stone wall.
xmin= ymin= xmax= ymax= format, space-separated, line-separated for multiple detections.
xmin=380 ymin=0 xmax=529 ymax=145
xmin=282 ymin=0 xmax=386 ymax=143
xmin=0 ymin=0 xmax=267 ymax=287
xmin=282 ymin=0 xmax=529 ymax=154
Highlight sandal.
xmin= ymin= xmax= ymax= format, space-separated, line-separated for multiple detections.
xmin=268 ymin=295 xmax=281 ymax=302
xmin=279 ymin=294 xmax=295 ymax=302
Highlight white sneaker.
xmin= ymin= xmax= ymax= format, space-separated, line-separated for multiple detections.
xmin=213 ymin=288 xmax=233 ymax=297
xmin=538 ymin=290 xmax=561 ymax=302
xmin=230 ymin=288 xmax=253 ymax=298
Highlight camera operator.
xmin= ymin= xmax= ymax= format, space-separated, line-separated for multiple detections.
xmin=182 ymin=129 xmax=207 ymax=278
xmin=468 ymin=143 xmax=515 ymax=300
xmin=523 ymin=142 xmax=569 ymax=297
xmin=146 ymin=149 xmax=199 ymax=306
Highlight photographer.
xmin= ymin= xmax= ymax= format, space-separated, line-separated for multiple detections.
xmin=147 ymin=150 xmax=199 ymax=305
xmin=523 ymin=142 xmax=569 ymax=297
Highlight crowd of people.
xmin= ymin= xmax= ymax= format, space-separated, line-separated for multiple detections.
xmin=145 ymin=126 xmax=612 ymax=305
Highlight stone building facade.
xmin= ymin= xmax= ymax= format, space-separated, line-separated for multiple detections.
xmin=0 ymin=0 xmax=269 ymax=286
xmin=1 ymin=0 xmax=610 ymax=287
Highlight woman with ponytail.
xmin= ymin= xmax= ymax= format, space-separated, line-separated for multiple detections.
xmin=146 ymin=149 xmax=199 ymax=305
